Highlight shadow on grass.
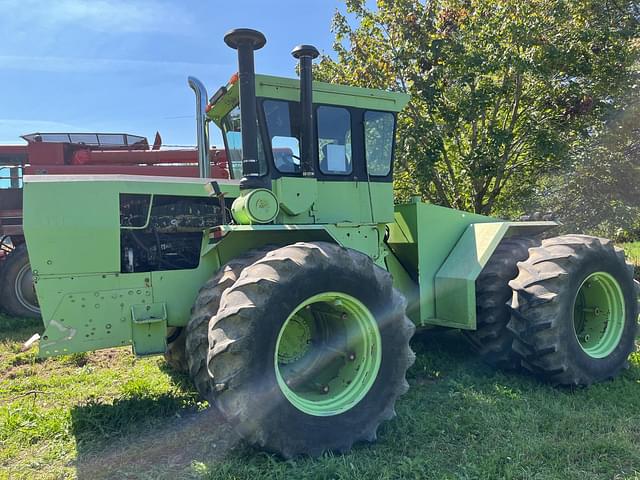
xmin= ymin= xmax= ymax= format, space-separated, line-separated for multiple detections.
xmin=72 ymin=394 xmax=239 ymax=480
xmin=158 ymin=361 xmax=197 ymax=392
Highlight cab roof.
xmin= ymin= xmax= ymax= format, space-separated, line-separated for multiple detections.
xmin=207 ymin=74 xmax=410 ymax=126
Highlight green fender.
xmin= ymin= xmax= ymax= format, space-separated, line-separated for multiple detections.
xmin=434 ymin=221 xmax=556 ymax=330
xmin=208 ymin=223 xmax=386 ymax=268
xmin=385 ymin=200 xmax=556 ymax=330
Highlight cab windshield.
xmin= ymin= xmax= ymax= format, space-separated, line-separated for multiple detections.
xmin=220 ymin=105 xmax=267 ymax=179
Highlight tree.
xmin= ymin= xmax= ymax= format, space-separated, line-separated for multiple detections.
xmin=316 ymin=0 xmax=640 ymax=215
xmin=536 ymin=89 xmax=640 ymax=238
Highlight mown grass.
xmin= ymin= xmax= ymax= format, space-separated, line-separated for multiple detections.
xmin=1 ymin=312 xmax=640 ymax=480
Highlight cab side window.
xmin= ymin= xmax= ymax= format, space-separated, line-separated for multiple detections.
xmin=221 ymin=105 xmax=268 ymax=179
xmin=317 ymin=106 xmax=352 ymax=175
xmin=263 ymin=100 xmax=301 ymax=174
xmin=364 ymin=111 xmax=395 ymax=177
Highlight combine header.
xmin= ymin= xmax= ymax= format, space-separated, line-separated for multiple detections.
xmin=21 ymin=29 xmax=638 ymax=458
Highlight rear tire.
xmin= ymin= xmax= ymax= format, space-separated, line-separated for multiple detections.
xmin=0 ymin=244 xmax=40 ymax=319
xmin=202 ymin=242 xmax=415 ymax=458
xmin=508 ymin=235 xmax=638 ymax=386
xmin=463 ymin=236 xmax=539 ymax=370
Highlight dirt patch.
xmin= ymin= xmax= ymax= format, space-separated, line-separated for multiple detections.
xmin=75 ymin=408 xmax=240 ymax=479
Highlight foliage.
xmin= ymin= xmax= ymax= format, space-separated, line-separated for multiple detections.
xmin=532 ymin=83 xmax=640 ymax=238
xmin=316 ymin=0 xmax=640 ymax=214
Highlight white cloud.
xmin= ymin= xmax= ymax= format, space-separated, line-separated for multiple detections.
xmin=0 ymin=55 xmax=230 ymax=75
xmin=0 ymin=0 xmax=194 ymax=34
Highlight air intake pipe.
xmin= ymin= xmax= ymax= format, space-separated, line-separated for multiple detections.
xmin=224 ymin=28 xmax=268 ymax=190
xmin=188 ymin=76 xmax=211 ymax=178
xmin=292 ymin=45 xmax=320 ymax=177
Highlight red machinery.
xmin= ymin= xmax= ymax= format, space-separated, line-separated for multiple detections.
xmin=0 ymin=132 xmax=229 ymax=318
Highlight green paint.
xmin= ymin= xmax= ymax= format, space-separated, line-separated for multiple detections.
xmin=208 ymin=75 xmax=409 ymax=126
xmin=271 ymin=178 xmax=394 ymax=226
xmin=387 ymin=200 xmax=555 ymax=327
xmin=573 ymin=272 xmax=625 ymax=358
xmin=382 ymin=244 xmax=420 ymax=324
xmin=273 ymin=177 xmax=317 ymax=218
xmin=231 ymin=188 xmax=279 ymax=224
xmin=274 ymin=292 xmax=382 ymax=417
xmin=25 ymin=176 xmax=226 ymax=357
xmin=131 ymin=302 xmax=167 ymax=356
xmin=434 ymin=221 xmax=554 ymax=329
xmin=387 ymin=201 xmax=497 ymax=325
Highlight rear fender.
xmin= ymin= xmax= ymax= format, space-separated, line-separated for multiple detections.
xmin=433 ymin=221 xmax=555 ymax=330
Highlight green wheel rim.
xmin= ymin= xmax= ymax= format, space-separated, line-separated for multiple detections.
xmin=572 ymin=272 xmax=625 ymax=358
xmin=274 ymin=292 xmax=382 ymax=417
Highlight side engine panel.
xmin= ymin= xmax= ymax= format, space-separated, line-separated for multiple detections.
xmin=23 ymin=176 xmax=240 ymax=357
xmin=119 ymin=194 xmax=223 ymax=273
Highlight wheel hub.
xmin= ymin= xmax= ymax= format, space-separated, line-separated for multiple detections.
xmin=572 ymin=271 xmax=625 ymax=358
xmin=15 ymin=263 xmax=40 ymax=313
xmin=274 ymin=292 xmax=381 ymax=416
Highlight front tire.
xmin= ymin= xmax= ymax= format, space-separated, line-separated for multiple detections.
xmin=165 ymin=249 xmax=273 ymax=376
xmin=508 ymin=235 xmax=638 ymax=386
xmin=203 ymin=242 xmax=415 ymax=457
xmin=186 ymin=248 xmax=273 ymax=398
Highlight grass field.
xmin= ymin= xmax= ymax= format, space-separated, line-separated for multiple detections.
xmin=1 ymin=311 xmax=640 ymax=480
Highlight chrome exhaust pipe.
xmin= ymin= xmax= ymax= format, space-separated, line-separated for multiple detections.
xmin=188 ymin=76 xmax=211 ymax=178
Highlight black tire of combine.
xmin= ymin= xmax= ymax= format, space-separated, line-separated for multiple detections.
xmin=508 ymin=235 xmax=638 ymax=386
xmin=463 ymin=236 xmax=540 ymax=370
xmin=0 ymin=244 xmax=40 ymax=318
xmin=185 ymin=248 xmax=273 ymax=399
xmin=202 ymin=242 xmax=415 ymax=458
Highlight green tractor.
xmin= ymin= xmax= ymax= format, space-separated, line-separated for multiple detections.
xmin=23 ymin=29 xmax=638 ymax=458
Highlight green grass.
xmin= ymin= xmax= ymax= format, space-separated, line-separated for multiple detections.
xmin=623 ymin=242 xmax=640 ymax=276
xmin=1 ymin=313 xmax=640 ymax=480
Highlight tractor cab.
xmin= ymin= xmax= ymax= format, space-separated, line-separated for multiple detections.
xmin=208 ymin=75 xmax=407 ymax=185
xmin=201 ymin=31 xmax=409 ymax=226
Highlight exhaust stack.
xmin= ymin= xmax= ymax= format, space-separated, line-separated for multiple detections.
xmin=188 ymin=76 xmax=211 ymax=178
xmin=292 ymin=45 xmax=320 ymax=177
xmin=224 ymin=28 xmax=267 ymax=189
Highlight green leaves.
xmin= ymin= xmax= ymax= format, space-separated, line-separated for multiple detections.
xmin=316 ymin=0 xmax=640 ymax=215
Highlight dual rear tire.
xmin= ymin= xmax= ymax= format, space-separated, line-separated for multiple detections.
xmin=469 ymin=234 xmax=638 ymax=386
xmin=508 ymin=235 xmax=638 ymax=385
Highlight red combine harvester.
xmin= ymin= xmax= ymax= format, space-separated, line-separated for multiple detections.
xmin=0 ymin=132 xmax=229 ymax=318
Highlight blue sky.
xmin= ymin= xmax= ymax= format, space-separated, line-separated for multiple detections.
xmin=0 ymin=0 xmax=346 ymax=147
